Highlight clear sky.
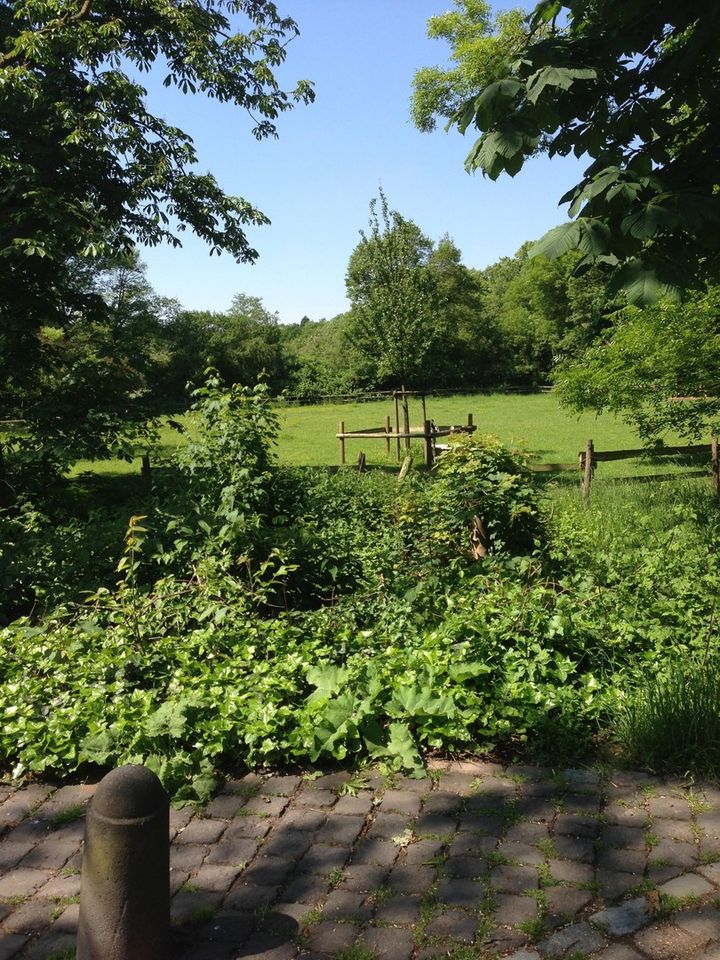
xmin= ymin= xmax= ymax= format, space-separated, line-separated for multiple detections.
xmin=139 ymin=1 xmax=585 ymax=324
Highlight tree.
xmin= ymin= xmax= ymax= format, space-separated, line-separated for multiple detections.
xmin=346 ymin=190 xmax=438 ymax=388
xmin=554 ymin=290 xmax=720 ymax=442
xmin=1 ymin=0 xmax=314 ymax=326
xmin=413 ymin=0 xmax=720 ymax=303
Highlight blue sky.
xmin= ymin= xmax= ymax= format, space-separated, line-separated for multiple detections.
xmin=140 ymin=1 xmax=586 ymax=324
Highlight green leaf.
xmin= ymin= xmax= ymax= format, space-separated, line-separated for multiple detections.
xmin=608 ymin=259 xmax=683 ymax=305
xmin=530 ymin=222 xmax=582 ymax=259
xmin=526 ymin=66 xmax=596 ymax=105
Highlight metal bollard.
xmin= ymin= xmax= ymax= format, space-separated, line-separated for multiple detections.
xmin=77 ymin=764 xmax=170 ymax=960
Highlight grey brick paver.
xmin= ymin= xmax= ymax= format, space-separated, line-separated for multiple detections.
xmin=8 ymin=765 xmax=720 ymax=960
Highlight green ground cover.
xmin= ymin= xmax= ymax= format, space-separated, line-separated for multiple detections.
xmin=3 ymin=380 xmax=719 ymax=801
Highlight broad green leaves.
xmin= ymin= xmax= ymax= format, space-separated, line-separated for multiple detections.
xmin=415 ymin=0 xmax=720 ymax=302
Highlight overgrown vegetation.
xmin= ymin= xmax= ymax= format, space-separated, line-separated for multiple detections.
xmin=2 ymin=377 xmax=719 ymax=802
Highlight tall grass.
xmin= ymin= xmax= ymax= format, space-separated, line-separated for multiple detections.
xmin=618 ymin=656 xmax=720 ymax=776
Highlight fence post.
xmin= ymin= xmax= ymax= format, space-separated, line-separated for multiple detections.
xmin=467 ymin=413 xmax=474 ymax=430
xmin=385 ymin=415 xmax=391 ymax=455
xmin=402 ymin=391 xmax=411 ymax=451
xmin=141 ymin=453 xmax=151 ymax=486
xmin=423 ymin=420 xmax=434 ymax=468
xmin=712 ymin=434 xmax=719 ymax=499
xmin=582 ymin=439 xmax=594 ymax=505
xmin=338 ymin=420 xmax=346 ymax=466
xmin=394 ymin=394 xmax=401 ymax=461
xmin=77 ymin=765 xmax=169 ymax=960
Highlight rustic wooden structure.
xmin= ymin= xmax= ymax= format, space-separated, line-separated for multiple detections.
xmin=337 ymin=393 xmax=476 ymax=467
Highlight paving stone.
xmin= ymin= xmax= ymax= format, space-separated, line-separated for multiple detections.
xmin=553 ymin=835 xmax=596 ymax=861
xmin=503 ymin=951 xmax=541 ymax=960
xmin=236 ymin=931 xmax=297 ymax=960
xmin=295 ymin=844 xmax=348 ymax=876
xmin=0 ymin=840 xmax=36 ymax=871
xmin=482 ymin=926 xmax=530 ymax=951
xmin=562 ymin=794 xmax=601 ymax=815
xmin=279 ymin=873 xmax=330 ymax=905
xmin=633 ymin=921 xmax=706 ymax=959
xmin=373 ymin=894 xmax=421 ymax=925
xmin=591 ymin=897 xmax=650 ymax=936
xmin=170 ymin=888 xmax=223 ymax=925
xmin=595 ymin=869 xmax=641 ymax=900
xmin=536 ymin=919 xmax=605 ymax=957
xmin=698 ymin=814 xmax=720 ymax=839
xmin=697 ymin=861 xmax=720 ymax=885
xmin=492 ymin=893 xmax=538 ymax=926
xmin=404 ymin=838 xmax=445 ymax=864
xmin=341 ymin=863 xmax=387 ymax=891
xmin=224 ymin=815 xmax=273 ymax=840
xmin=423 ymin=792 xmax=463 ymax=815
xmin=170 ymin=843 xmax=208 ymax=874
xmin=0 ymin=934 xmax=28 ymax=960
xmin=414 ymin=814 xmax=458 ymax=836
xmin=506 ymin=765 xmax=550 ymax=782
xmin=280 ymin=808 xmax=327 ymax=832
xmin=392 ymin=775 xmax=433 ymax=792
xmin=52 ymin=902 xmax=79 ymax=933
xmin=380 ymin=790 xmax=422 ymax=816
xmin=651 ymin=818 xmax=695 ymax=842
xmin=490 ymin=864 xmax=537 ymax=894
xmin=310 ymin=773 xmax=351 ymax=791
xmin=0 ymin=867 xmax=53 ymax=898
xmin=648 ymin=840 xmax=698 ymax=868
xmin=593 ymin=946 xmax=645 ymax=960
xmin=498 ymin=841 xmax=545 ymax=866
xmin=597 ymin=848 xmax=646 ymax=874
xmin=648 ymin=795 xmax=692 ymax=820
xmin=222 ymin=773 xmax=262 ymax=795
xmin=260 ymin=901 xmax=310 ymax=936
xmin=204 ymin=835 xmax=258 ymax=866
xmin=262 ymin=829 xmax=313 ymax=860
xmin=35 ymin=871 xmax=81 ymax=900
xmin=0 ymin=898 xmax=55 ymax=934
xmin=192 ymin=862 xmax=243 ymax=892
xmin=353 ymin=838 xmax=398 ymax=867
xmin=451 ymin=833 xmax=495 ymax=858
xmin=603 ymin=804 xmax=647 ymax=828
xmin=315 ymin=815 xmax=365 ymax=846
xmin=18 ymin=839 xmax=80 ymax=872
xmin=563 ymin=768 xmax=601 ymax=787
xmin=367 ymin=812 xmax=411 ymax=839
xmin=547 ymin=858 xmax=594 ymax=885
xmin=242 ymin=796 xmax=290 ymax=817
xmin=437 ymin=877 xmax=485 ymax=908
xmin=176 ymin=818 xmax=227 ymax=844
xmin=225 ymin=882 xmax=278 ymax=911
xmin=445 ymin=854 xmax=490 ymax=878
xmin=259 ymin=776 xmax=302 ymax=797
xmin=386 ymin=864 xmax=436 ymax=894
xmin=0 ymin=786 xmax=53 ymax=827
xmin=361 ymin=924 xmax=415 ymax=960
xmin=601 ymin=825 xmax=647 ymax=849
xmin=294 ymin=789 xmax=336 ymax=809
xmin=544 ymin=885 xmax=592 ymax=920
xmin=554 ymin=814 xmax=600 ymax=838
xmin=22 ymin=932 xmax=77 ymax=960
xmin=513 ymin=800 xmax=558 ymax=821
xmin=426 ymin=908 xmax=478 ymax=941
xmin=675 ymin=906 xmax=720 ymax=940
xmin=203 ymin=794 xmax=246 ymax=819
xmin=5 ymin=819 xmax=51 ymax=843
xmin=460 ymin=813 xmax=504 ymax=835
xmin=658 ymin=872 xmax=714 ymax=898
xmin=176 ymin=941 xmax=234 ymax=960
xmin=307 ymin=920 xmax=358 ymax=954
xmin=439 ymin=773 xmax=479 ymax=796
xmin=201 ymin=909 xmax=256 ymax=943
xmin=242 ymin=855 xmax=295 ymax=886
xmin=332 ymin=794 xmax=375 ymax=817
xmin=170 ymin=806 xmax=195 ymax=835
xmin=647 ymin=862 xmax=684 ymax=885
xmin=322 ymin=890 xmax=373 ymax=921
xmin=504 ymin=821 xmax=549 ymax=844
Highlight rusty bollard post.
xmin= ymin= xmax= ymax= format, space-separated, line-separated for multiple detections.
xmin=77 ymin=764 xmax=170 ymax=960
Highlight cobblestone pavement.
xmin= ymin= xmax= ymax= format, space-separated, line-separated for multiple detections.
xmin=3 ymin=761 xmax=720 ymax=959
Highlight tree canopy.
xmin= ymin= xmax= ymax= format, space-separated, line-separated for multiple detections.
xmin=413 ymin=0 xmax=720 ymax=304
xmin=0 ymin=0 xmax=314 ymax=324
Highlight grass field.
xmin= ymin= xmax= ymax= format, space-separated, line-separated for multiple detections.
xmin=68 ymin=391 xmax=713 ymax=490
